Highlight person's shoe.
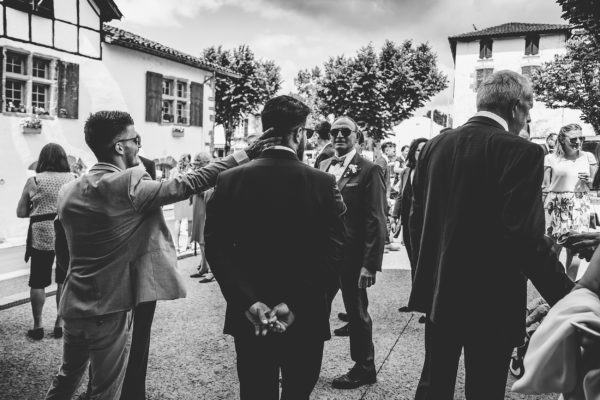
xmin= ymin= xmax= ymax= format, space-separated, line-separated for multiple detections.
xmin=332 ymin=365 xmax=376 ymax=389
xmin=199 ymin=273 xmax=215 ymax=283
xmin=190 ymin=271 xmax=206 ymax=278
xmin=398 ymin=306 xmax=410 ymax=312
xmin=418 ymin=315 xmax=427 ymax=324
xmin=53 ymin=327 xmax=63 ymax=338
xmin=338 ymin=312 xmax=349 ymax=322
xmin=27 ymin=328 xmax=44 ymax=340
xmin=333 ymin=323 xmax=350 ymax=337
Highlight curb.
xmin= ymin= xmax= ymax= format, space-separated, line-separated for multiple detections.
xmin=0 ymin=251 xmax=198 ymax=311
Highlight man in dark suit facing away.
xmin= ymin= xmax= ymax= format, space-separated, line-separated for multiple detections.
xmin=408 ymin=70 xmax=574 ymax=399
xmin=205 ymin=95 xmax=346 ymax=400
xmin=320 ymin=116 xmax=387 ymax=389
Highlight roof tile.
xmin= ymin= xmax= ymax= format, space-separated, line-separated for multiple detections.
xmin=449 ymin=22 xmax=572 ymax=40
xmin=102 ymin=25 xmax=239 ymax=77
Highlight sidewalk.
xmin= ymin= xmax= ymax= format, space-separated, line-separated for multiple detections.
xmin=0 ymin=252 xmax=553 ymax=400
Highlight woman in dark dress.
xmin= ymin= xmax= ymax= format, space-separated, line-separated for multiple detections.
xmin=395 ymin=138 xmax=428 ymax=320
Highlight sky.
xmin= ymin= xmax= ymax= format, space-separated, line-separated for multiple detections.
xmin=111 ymin=0 xmax=568 ymax=112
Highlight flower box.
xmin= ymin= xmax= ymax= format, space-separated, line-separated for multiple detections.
xmin=22 ymin=127 xmax=42 ymax=134
xmin=172 ymin=127 xmax=185 ymax=137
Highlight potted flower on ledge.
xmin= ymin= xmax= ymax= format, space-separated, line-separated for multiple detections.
xmin=172 ymin=126 xmax=185 ymax=137
xmin=20 ymin=115 xmax=43 ymax=134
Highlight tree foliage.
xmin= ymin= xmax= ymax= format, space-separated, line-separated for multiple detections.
xmin=557 ymin=0 xmax=600 ymax=44
xmin=296 ymin=40 xmax=447 ymax=141
xmin=201 ymin=45 xmax=281 ymax=152
xmin=532 ymin=33 xmax=600 ymax=133
xmin=293 ymin=67 xmax=324 ymax=128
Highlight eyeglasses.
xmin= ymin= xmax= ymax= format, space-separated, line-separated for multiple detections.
xmin=116 ymin=135 xmax=142 ymax=148
xmin=330 ymin=128 xmax=356 ymax=138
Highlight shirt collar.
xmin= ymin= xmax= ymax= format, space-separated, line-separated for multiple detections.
xmin=474 ymin=111 xmax=509 ymax=131
xmin=336 ymin=149 xmax=357 ymax=169
xmin=271 ymin=145 xmax=297 ymax=155
xmin=90 ymin=162 xmax=123 ymax=173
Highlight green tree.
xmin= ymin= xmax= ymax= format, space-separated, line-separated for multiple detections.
xmin=299 ymin=40 xmax=447 ymax=141
xmin=201 ymin=45 xmax=281 ymax=152
xmin=293 ymin=67 xmax=325 ymax=128
xmin=557 ymin=0 xmax=600 ymax=44
xmin=532 ymin=33 xmax=600 ymax=133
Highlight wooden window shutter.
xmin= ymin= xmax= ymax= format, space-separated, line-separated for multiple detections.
xmin=146 ymin=71 xmax=162 ymax=122
xmin=0 ymin=48 xmax=3 ymax=112
xmin=57 ymin=61 xmax=79 ymax=119
xmin=190 ymin=81 xmax=204 ymax=127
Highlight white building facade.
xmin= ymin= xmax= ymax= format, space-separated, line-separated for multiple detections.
xmin=449 ymin=22 xmax=594 ymax=136
xmin=0 ymin=0 xmax=229 ymax=244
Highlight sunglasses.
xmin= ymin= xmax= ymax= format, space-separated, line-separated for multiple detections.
xmin=330 ymin=128 xmax=356 ymax=138
xmin=115 ymin=135 xmax=142 ymax=148
xmin=569 ymin=137 xmax=585 ymax=146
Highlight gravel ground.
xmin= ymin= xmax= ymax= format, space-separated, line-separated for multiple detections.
xmin=0 ymin=254 xmax=559 ymax=400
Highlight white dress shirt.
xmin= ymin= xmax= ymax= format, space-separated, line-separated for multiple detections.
xmin=328 ymin=149 xmax=357 ymax=182
xmin=474 ymin=111 xmax=509 ymax=131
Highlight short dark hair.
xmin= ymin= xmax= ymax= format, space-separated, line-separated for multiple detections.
xmin=406 ymin=138 xmax=428 ymax=169
xmin=401 ymin=145 xmax=409 ymax=152
xmin=84 ymin=111 xmax=134 ymax=158
xmin=314 ymin=121 xmax=331 ymax=140
xmin=36 ymin=143 xmax=70 ymax=173
xmin=261 ymin=96 xmax=311 ymax=138
xmin=381 ymin=141 xmax=395 ymax=152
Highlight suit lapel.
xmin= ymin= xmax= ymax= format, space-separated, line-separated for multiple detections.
xmin=320 ymin=158 xmax=332 ymax=172
xmin=338 ymin=153 xmax=361 ymax=191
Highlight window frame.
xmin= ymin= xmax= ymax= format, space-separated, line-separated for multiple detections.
xmin=160 ymin=76 xmax=190 ymax=126
xmin=479 ymin=39 xmax=493 ymax=59
xmin=475 ymin=68 xmax=494 ymax=91
xmin=3 ymin=48 xmax=58 ymax=116
xmin=525 ymin=35 xmax=540 ymax=56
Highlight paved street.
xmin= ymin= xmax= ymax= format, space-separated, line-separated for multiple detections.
xmin=0 ymin=248 xmax=554 ymax=400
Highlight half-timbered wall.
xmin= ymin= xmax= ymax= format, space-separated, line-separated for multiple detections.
xmin=0 ymin=0 xmax=102 ymax=59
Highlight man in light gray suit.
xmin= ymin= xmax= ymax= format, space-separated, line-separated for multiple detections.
xmin=45 ymin=111 xmax=276 ymax=400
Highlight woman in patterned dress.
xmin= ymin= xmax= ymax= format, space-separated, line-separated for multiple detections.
xmin=169 ymin=154 xmax=194 ymax=252
xmin=543 ymin=123 xmax=594 ymax=280
xmin=17 ymin=143 xmax=75 ymax=340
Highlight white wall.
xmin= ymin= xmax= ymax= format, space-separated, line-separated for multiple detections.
xmin=0 ymin=39 xmax=215 ymax=244
xmin=452 ymin=33 xmax=594 ymax=136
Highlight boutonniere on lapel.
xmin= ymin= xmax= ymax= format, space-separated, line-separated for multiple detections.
xmin=343 ymin=164 xmax=360 ymax=178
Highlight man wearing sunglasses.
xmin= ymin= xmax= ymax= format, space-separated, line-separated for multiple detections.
xmin=46 ymin=110 xmax=278 ymax=400
xmin=320 ymin=116 xmax=387 ymax=389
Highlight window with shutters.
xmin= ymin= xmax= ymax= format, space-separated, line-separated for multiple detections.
xmin=525 ymin=35 xmax=540 ymax=56
xmin=2 ymin=48 xmax=77 ymax=117
xmin=475 ymin=68 xmax=494 ymax=91
xmin=160 ymin=77 xmax=189 ymax=124
xmin=479 ymin=39 xmax=493 ymax=59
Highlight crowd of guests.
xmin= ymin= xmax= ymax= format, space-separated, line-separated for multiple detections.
xmin=14 ymin=68 xmax=600 ymax=400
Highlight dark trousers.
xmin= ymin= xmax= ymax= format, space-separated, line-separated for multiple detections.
xmin=234 ymin=334 xmax=324 ymax=400
xmin=402 ymin=223 xmax=415 ymax=282
xmin=339 ymin=266 xmax=375 ymax=368
xmin=415 ymin=319 xmax=513 ymax=400
xmin=120 ymin=301 xmax=157 ymax=400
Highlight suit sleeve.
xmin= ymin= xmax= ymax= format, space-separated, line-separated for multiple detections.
xmin=362 ymin=164 xmax=387 ymax=272
xmin=327 ymin=176 xmax=346 ymax=273
xmin=409 ymin=161 xmax=425 ymax=267
xmin=129 ymin=153 xmax=244 ymax=213
xmin=54 ymin=218 xmax=69 ymax=274
xmin=499 ymin=144 xmax=573 ymax=305
xmin=205 ymin=175 xmax=259 ymax=311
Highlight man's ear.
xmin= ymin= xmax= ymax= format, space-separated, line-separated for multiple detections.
xmin=114 ymin=142 xmax=124 ymax=155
